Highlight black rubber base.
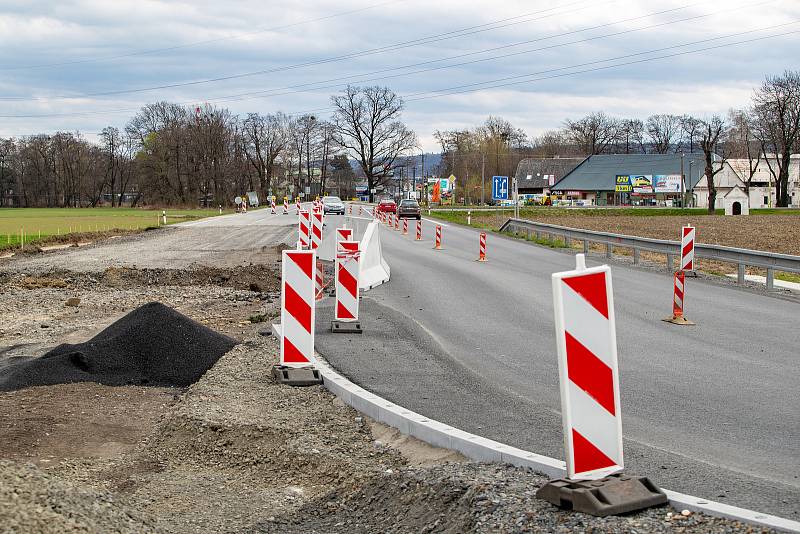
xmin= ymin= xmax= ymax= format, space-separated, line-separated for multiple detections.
xmin=330 ymin=321 xmax=363 ymax=334
xmin=271 ymin=365 xmax=322 ymax=386
xmin=536 ymin=473 xmax=668 ymax=517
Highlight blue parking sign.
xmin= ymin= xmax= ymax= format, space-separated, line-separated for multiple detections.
xmin=492 ymin=176 xmax=509 ymax=200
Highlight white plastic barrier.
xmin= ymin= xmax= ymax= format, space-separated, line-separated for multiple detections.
xmin=358 ymin=221 xmax=390 ymax=290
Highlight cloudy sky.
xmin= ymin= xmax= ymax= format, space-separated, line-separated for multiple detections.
xmin=0 ymin=0 xmax=798 ymax=150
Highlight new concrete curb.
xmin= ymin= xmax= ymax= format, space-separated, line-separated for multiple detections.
xmin=315 ymin=358 xmax=800 ymax=533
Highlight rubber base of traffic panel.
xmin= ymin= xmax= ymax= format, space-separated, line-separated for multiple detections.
xmin=330 ymin=321 xmax=363 ymax=334
xmin=662 ymin=315 xmax=696 ymax=325
xmin=536 ymin=473 xmax=668 ymax=517
xmin=271 ymin=365 xmax=322 ymax=387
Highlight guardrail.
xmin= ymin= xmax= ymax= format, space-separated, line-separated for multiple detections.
xmin=499 ymin=218 xmax=800 ymax=290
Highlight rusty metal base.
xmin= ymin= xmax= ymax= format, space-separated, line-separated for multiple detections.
xmin=536 ymin=473 xmax=668 ymax=517
xmin=330 ymin=320 xmax=363 ymax=334
xmin=662 ymin=315 xmax=695 ymax=325
xmin=271 ymin=365 xmax=322 ymax=387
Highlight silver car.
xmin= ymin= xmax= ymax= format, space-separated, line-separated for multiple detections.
xmin=323 ymin=196 xmax=345 ymax=215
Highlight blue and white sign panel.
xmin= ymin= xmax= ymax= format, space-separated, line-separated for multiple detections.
xmin=492 ymin=176 xmax=509 ymax=200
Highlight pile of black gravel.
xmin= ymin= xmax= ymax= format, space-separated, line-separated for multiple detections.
xmin=0 ymin=302 xmax=237 ymax=392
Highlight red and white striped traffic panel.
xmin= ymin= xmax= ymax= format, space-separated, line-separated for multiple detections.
xmin=478 ymin=232 xmax=487 ymax=261
xmin=552 ymin=256 xmax=623 ymax=479
xmin=270 ymin=197 xmax=276 ymax=214
xmin=280 ymin=250 xmax=317 ymax=366
xmin=416 ymin=220 xmax=422 ymax=241
xmin=434 ymin=225 xmax=442 ymax=249
xmin=298 ymin=210 xmax=310 ymax=249
xmin=680 ymin=225 xmax=695 ymax=271
xmin=394 ymin=214 xmax=400 ymax=231
xmin=673 ymin=270 xmax=686 ymax=318
xmin=402 ymin=218 xmax=408 ymax=235
xmin=335 ymin=241 xmax=361 ymax=321
xmin=296 ymin=198 xmax=301 ymax=211
xmin=336 ymin=227 xmax=353 ymax=244
xmin=315 ymin=260 xmax=325 ymax=301
xmin=310 ymin=211 xmax=324 ymax=250
xmin=283 ymin=198 xmax=289 ymax=214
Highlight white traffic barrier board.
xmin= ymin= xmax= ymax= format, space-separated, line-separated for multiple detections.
xmin=552 ymin=254 xmax=623 ymax=480
xmin=311 ymin=211 xmax=324 ymax=250
xmin=298 ymin=210 xmax=310 ymax=249
xmin=335 ymin=240 xmax=360 ymax=321
xmin=280 ymin=250 xmax=317 ymax=366
xmin=681 ymin=225 xmax=695 ymax=271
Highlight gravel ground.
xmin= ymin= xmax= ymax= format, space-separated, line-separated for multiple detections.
xmin=0 ymin=238 xmax=781 ymax=533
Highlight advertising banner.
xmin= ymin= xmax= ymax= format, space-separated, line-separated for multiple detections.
xmin=631 ymin=175 xmax=654 ymax=194
xmin=615 ymin=175 xmax=632 ymax=193
xmin=654 ymin=174 xmax=683 ymax=193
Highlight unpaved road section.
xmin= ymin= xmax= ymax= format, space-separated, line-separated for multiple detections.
xmin=0 ymin=209 xmax=778 ymax=532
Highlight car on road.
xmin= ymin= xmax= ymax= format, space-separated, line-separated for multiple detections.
xmin=377 ymin=199 xmax=397 ymax=214
xmin=397 ymin=199 xmax=421 ymax=219
xmin=323 ymin=196 xmax=345 ymax=215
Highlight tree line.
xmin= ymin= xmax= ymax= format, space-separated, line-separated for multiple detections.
xmin=0 ymin=86 xmax=415 ymax=207
xmin=0 ymin=71 xmax=797 ymax=209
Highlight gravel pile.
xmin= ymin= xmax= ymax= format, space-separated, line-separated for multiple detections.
xmin=0 ymin=460 xmax=159 ymax=533
xmin=0 ymin=302 xmax=237 ymax=392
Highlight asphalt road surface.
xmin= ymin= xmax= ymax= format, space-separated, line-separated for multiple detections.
xmin=315 ymin=210 xmax=800 ymax=520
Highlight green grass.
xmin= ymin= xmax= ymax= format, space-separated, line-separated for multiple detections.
xmin=776 ymin=272 xmax=800 ymax=283
xmin=0 ymin=207 xmax=229 ymax=250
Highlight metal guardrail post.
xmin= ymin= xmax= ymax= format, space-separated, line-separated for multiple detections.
xmin=738 ymin=263 xmax=746 ymax=284
xmin=666 ymin=254 xmax=674 ymax=272
xmin=633 ymin=248 xmax=640 ymax=265
xmin=766 ymin=268 xmax=774 ymax=290
xmin=564 ymin=235 xmax=571 ymax=247
xmin=583 ymin=240 xmax=589 ymax=254
xmin=606 ymin=243 xmax=612 ymax=258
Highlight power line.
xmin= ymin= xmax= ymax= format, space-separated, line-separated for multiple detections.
xmin=0 ymin=0 xmax=407 ymax=71
xmin=0 ymin=20 xmax=795 ymax=120
xmin=0 ymin=0 xmax=601 ymax=100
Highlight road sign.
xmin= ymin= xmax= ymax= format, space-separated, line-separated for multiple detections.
xmin=492 ymin=176 xmax=509 ymax=200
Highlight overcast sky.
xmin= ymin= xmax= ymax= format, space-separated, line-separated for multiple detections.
xmin=0 ymin=0 xmax=798 ymax=150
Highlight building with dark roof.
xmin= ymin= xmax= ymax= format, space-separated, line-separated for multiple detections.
xmin=550 ymin=153 xmax=708 ymax=206
xmin=513 ymin=157 xmax=584 ymax=195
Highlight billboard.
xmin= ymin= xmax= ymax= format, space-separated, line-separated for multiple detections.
xmin=617 ymin=175 xmax=683 ymax=194
xmin=653 ymin=174 xmax=683 ymax=193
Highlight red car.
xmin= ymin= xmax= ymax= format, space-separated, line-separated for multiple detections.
xmin=377 ymin=199 xmax=397 ymax=213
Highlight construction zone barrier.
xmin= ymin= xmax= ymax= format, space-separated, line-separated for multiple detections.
xmin=271 ymin=197 xmax=276 ymax=214
xmin=311 ymin=211 xmax=324 ymax=250
xmin=538 ymin=253 xmax=666 ymax=516
xmin=271 ymin=249 xmax=322 ymax=386
xmin=332 ymin=240 xmax=362 ymax=333
xmin=663 ymin=270 xmax=694 ymax=325
xmin=296 ymin=198 xmax=301 ymax=211
xmin=478 ymin=232 xmax=487 ymax=261
xmin=416 ymin=220 xmax=422 ymax=241
xmin=315 ymin=260 xmax=325 ymax=301
xmin=434 ymin=225 xmax=442 ymax=250
xmin=402 ymin=218 xmax=408 ymax=235
xmin=298 ymin=210 xmax=310 ymax=249
xmin=359 ymin=221 xmax=391 ymax=290
xmin=283 ymin=197 xmax=289 ymax=214
xmin=681 ymin=224 xmax=695 ymax=271
xmin=394 ymin=214 xmax=400 ymax=231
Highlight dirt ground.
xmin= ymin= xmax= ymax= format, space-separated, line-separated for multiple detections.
xmin=479 ymin=213 xmax=800 ymax=255
xmin=0 ymin=234 xmax=777 ymax=533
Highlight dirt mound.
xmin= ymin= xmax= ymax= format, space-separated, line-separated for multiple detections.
xmin=0 ymin=302 xmax=236 ymax=392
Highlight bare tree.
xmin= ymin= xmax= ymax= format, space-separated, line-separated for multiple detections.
xmin=696 ymin=115 xmax=728 ymax=213
xmin=563 ymin=112 xmax=619 ymax=155
xmin=681 ymin=115 xmax=702 ymax=153
xmin=727 ymin=109 xmax=762 ymax=196
xmin=645 ymin=114 xmax=682 ymax=154
xmin=331 ymin=86 xmax=417 ymax=202
xmin=751 ymin=70 xmax=800 ymax=207
xmin=617 ymin=119 xmax=645 ymax=154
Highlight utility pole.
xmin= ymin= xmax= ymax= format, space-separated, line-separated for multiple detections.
xmin=680 ymin=152 xmax=685 ymax=209
xmin=481 ymin=153 xmax=485 ymax=205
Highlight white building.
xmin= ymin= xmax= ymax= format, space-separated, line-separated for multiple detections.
xmin=694 ymin=155 xmax=799 ymax=209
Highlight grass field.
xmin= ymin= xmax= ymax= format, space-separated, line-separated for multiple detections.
xmin=0 ymin=207 xmax=230 ymax=250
